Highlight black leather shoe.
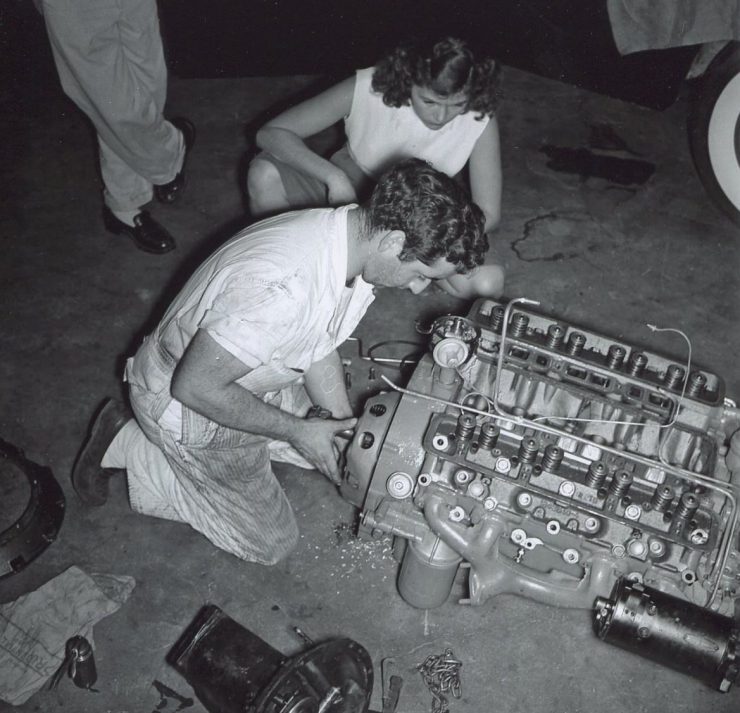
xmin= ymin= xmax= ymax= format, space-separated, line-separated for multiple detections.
xmin=103 ymin=207 xmax=176 ymax=254
xmin=154 ymin=117 xmax=196 ymax=204
xmin=72 ymin=398 xmax=132 ymax=506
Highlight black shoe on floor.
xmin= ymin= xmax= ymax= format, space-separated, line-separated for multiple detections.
xmin=72 ymin=398 xmax=132 ymax=506
xmin=155 ymin=117 xmax=196 ymax=204
xmin=103 ymin=207 xmax=176 ymax=254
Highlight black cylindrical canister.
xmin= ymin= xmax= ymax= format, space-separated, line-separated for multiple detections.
xmin=67 ymin=636 xmax=97 ymax=690
xmin=594 ymin=579 xmax=740 ymax=691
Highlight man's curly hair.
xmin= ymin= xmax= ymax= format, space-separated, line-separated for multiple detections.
xmin=365 ymin=158 xmax=488 ymax=273
xmin=371 ymin=36 xmax=501 ymax=119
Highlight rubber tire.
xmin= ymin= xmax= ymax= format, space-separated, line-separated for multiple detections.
xmin=688 ymin=42 xmax=740 ymax=227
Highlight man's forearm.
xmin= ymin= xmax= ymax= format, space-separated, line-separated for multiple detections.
xmin=174 ymin=377 xmax=304 ymax=443
xmin=304 ymin=350 xmax=353 ymax=419
xmin=170 ymin=329 xmax=357 ymax=480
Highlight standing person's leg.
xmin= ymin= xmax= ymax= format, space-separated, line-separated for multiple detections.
xmin=41 ymin=0 xmax=190 ymax=251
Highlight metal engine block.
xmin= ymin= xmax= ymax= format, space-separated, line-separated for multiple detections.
xmin=341 ymin=298 xmax=740 ymax=618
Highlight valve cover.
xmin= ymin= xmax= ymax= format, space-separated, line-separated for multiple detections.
xmin=340 ymin=299 xmax=740 ymax=615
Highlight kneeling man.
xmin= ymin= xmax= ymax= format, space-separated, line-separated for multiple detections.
xmin=72 ymin=158 xmax=487 ymax=564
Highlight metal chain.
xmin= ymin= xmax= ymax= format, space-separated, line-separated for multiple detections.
xmin=417 ymin=648 xmax=463 ymax=713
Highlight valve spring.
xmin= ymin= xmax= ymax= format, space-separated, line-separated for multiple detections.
xmin=665 ymin=364 xmax=686 ymax=391
xmin=675 ymin=492 xmax=700 ymax=520
xmin=455 ymin=413 xmax=476 ymax=441
xmin=627 ymin=351 xmax=648 ymax=376
xmin=518 ymin=437 xmax=538 ymax=464
xmin=608 ymin=470 xmax=633 ymax=499
xmin=566 ymin=332 xmax=586 ymax=356
xmin=490 ymin=305 xmax=505 ymax=332
xmin=541 ymin=444 xmax=563 ymax=472
xmin=651 ymin=484 xmax=675 ymax=513
xmin=586 ymin=461 xmax=608 ymax=489
xmin=546 ymin=324 xmax=565 ymax=349
xmin=478 ymin=422 xmax=499 ymax=450
xmin=509 ymin=313 xmax=529 ymax=338
xmin=606 ymin=344 xmax=626 ymax=369
xmin=687 ymin=371 xmax=707 ymax=397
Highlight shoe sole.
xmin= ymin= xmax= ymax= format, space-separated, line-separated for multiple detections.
xmin=72 ymin=399 xmax=129 ymax=506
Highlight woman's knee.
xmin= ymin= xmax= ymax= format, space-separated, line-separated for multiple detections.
xmin=247 ymin=157 xmax=288 ymax=217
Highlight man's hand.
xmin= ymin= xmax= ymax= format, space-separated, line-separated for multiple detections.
xmin=292 ymin=416 xmax=357 ymax=484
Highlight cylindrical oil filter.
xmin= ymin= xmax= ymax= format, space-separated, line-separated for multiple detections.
xmin=397 ymin=535 xmax=462 ymax=609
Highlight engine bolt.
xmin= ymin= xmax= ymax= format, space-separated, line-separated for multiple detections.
xmin=432 ymin=435 xmax=450 ymax=452
xmin=665 ymin=364 xmax=686 ymax=391
xmin=649 ymin=539 xmax=666 ymax=557
xmin=455 ymin=413 xmax=476 ymax=441
xmin=449 ymin=506 xmax=466 ymax=522
xmin=675 ymin=492 xmax=700 ymax=521
xmin=518 ymin=438 xmax=538 ymax=464
xmin=566 ymin=331 xmax=586 ymax=355
xmin=609 ymin=470 xmax=633 ymax=499
xmin=627 ymin=351 xmax=648 ymax=376
xmin=478 ymin=422 xmax=500 ymax=450
xmin=510 ymin=313 xmax=529 ymax=338
xmin=484 ymin=497 xmax=497 ymax=511
xmin=562 ymin=548 xmax=580 ymax=564
xmin=584 ymin=517 xmax=600 ymax=533
xmin=541 ymin=444 xmax=563 ymax=473
xmin=386 ymin=472 xmax=413 ymax=499
xmin=651 ymin=484 xmax=674 ymax=512
xmin=687 ymin=371 xmax=707 ymax=397
xmin=586 ymin=461 xmax=608 ymax=489
xmin=495 ymin=457 xmax=512 ymax=475
xmin=517 ymin=492 xmax=533 ymax=508
xmin=689 ymin=528 xmax=709 ymax=545
xmin=559 ymin=481 xmax=576 ymax=498
xmin=490 ymin=305 xmax=505 ymax=332
xmin=546 ymin=324 xmax=565 ymax=349
xmin=546 ymin=520 xmax=561 ymax=535
xmin=467 ymin=481 xmax=486 ymax=498
xmin=511 ymin=528 xmax=526 ymax=544
xmin=624 ymin=504 xmax=642 ymax=521
xmin=453 ymin=469 xmax=472 ymax=486
xmin=606 ymin=344 xmax=626 ymax=369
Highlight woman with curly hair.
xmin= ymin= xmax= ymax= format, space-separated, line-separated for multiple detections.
xmin=247 ymin=36 xmax=504 ymax=297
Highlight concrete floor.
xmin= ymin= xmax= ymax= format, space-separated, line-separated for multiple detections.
xmin=3 ymin=57 xmax=740 ymax=713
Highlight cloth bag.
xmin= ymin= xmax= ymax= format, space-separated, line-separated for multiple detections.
xmin=0 ymin=565 xmax=135 ymax=705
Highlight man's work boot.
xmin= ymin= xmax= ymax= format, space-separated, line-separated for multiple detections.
xmin=71 ymin=398 xmax=132 ymax=506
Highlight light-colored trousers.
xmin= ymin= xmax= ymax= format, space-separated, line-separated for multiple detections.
xmin=42 ymin=0 xmax=184 ymax=211
xmin=110 ymin=337 xmax=312 ymax=565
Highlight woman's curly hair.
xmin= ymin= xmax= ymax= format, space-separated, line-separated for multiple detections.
xmin=371 ymin=37 xmax=502 ymax=119
xmin=366 ymin=158 xmax=487 ymax=273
